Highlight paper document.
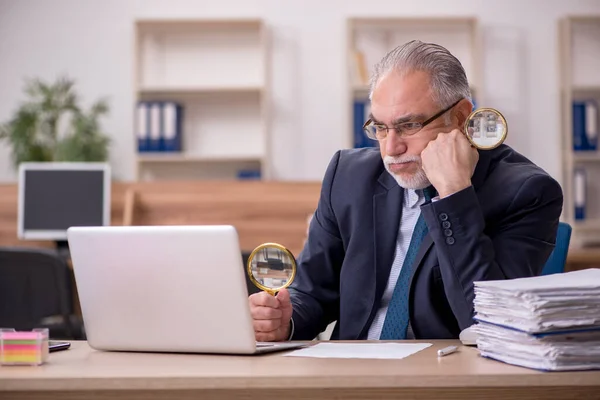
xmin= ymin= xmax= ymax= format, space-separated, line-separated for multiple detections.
xmin=474 ymin=269 xmax=600 ymax=333
xmin=475 ymin=321 xmax=600 ymax=371
xmin=284 ymin=343 xmax=432 ymax=359
xmin=472 ymin=268 xmax=600 ymax=371
xmin=474 ymin=268 xmax=600 ymax=292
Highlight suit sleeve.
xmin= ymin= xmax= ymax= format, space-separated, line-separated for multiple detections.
xmin=288 ymin=151 xmax=345 ymax=340
xmin=420 ymin=174 xmax=564 ymax=330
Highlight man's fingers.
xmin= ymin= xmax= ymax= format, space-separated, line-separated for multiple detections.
xmin=255 ymin=332 xmax=280 ymax=342
xmin=251 ymin=306 xmax=283 ymax=320
xmin=276 ymin=288 xmax=291 ymax=307
xmin=249 ymin=292 xmax=279 ymax=308
xmin=253 ymin=319 xmax=281 ymax=333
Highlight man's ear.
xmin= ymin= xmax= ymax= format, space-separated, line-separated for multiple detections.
xmin=454 ymin=98 xmax=474 ymax=128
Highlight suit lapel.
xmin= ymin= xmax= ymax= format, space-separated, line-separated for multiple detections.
xmin=410 ymin=232 xmax=434 ymax=282
xmin=372 ymin=171 xmax=403 ymax=313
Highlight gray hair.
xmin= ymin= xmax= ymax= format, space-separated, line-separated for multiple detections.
xmin=369 ymin=40 xmax=471 ymax=109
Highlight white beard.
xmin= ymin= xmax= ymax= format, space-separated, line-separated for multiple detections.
xmin=383 ymin=155 xmax=431 ymax=190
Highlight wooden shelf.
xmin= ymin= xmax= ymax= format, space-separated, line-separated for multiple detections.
xmin=572 ymin=219 xmax=600 ymax=232
xmin=139 ymin=85 xmax=263 ymax=96
xmin=559 ymin=16 xmax=600 ymax=240
xmin=352 ymin=84 xmax=481 ymax=98
xmin=572 ymin=85 xmax=600 ymax=93
xmin=346 ymin=17 xmax=481 ymax=149
xmin=352 ymin=85 xmax=370 ymax=97
xmin=348 ymin=16 xmax=478 ymax=30
xmin=573 ymin=152 xmax=600 ymax=162
xmin=133 ymin=18 xmax=269 ymax=181
xmin=567 ymin=247 xmax=600 ymax=264
xmin=137 ymin=154 xmax=263 ymax=163
xmin=136 ymin=18 xmax=263 ymax=31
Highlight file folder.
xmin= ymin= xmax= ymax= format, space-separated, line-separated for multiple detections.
xmin=574 ymin=167 xmax=586 ymax=221
xmin=573 ymin=100 xmax=598 ymax=151
xmin=162 ymin=102 xmax=183 ymax=152
xmin=136 ymin=102 xmax=150 ymax=152
xmin=237 ymin=169 xmax=261 ymax=180
xmin=148 ymin=102 xmax=162 ymax=152
xmin=353 ymin=100 xmax=376 ymax=149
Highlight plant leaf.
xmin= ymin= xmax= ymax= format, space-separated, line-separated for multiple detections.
xmin=1 ymin=75 xmax=110 ymax=167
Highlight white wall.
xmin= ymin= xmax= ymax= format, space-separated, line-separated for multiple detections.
xmin=1 ymin=0 xmax=599 ymax=183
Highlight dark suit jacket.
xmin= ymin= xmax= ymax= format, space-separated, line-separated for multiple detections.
xmin=288 ymin=145 xmax=564 ymax=340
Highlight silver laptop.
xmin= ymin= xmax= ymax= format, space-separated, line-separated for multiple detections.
xmin=67 ymin=225 xmax=304 ymax=355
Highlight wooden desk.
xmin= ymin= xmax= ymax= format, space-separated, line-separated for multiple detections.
xmin=567 ymin=248 xmax=600 ymax=271
xmin=1 ymin=341 xmax=599 ymax=400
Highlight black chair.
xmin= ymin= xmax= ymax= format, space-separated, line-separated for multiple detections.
xmin=242 ymin=251 xmax=261 ymax=295
xmin=0 ymin=247 xmax=85 ymax=340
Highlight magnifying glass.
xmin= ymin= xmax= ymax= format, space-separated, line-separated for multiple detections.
xmin=247 ymin=243 xmax=297 ymax=296
xmin=464 ymin=108 xmax=507 ymax=150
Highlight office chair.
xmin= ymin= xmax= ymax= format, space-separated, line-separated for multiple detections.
xmin=541 ymin=222 xmax=572 ymax=276
xmin=242 ymin=251 xmax=261 ymax=295
xmin=0 ymin=247 xmax=85 ymax=339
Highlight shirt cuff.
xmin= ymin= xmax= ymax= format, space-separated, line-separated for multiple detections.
xmin=287 ymin=318 xmax=295 ymax=341
xmin=432 ymin=188 xmax=463 ymax=202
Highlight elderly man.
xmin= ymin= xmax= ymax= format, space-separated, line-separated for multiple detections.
xmin=249 ymin=40 xmax=563 ymax=341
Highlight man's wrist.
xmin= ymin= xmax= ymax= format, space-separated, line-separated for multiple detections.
xmin=437 ymin=181 xmax=472 ymax=199
xmin=287 ymin=318 xmax=295 ymax=341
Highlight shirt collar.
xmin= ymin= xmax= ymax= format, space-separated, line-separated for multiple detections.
xmin=404 ymin=188 xmax=421 ymax=209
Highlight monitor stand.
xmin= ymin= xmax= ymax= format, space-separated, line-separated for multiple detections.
xmin=55 ymin=240 xmax=70 ymax=260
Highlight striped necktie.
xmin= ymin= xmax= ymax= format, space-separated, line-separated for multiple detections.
xmin=379 ymin=185 xmax=436 ymax=340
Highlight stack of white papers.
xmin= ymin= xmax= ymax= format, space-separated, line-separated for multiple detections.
xmin=284 ymin=343 xmax=432 ymax=359
xmin=472 ymin=269 xmax=600 ymax=371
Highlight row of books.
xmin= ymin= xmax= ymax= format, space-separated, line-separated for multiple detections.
xmin=136 ymin=101 xmax=183 ymax=152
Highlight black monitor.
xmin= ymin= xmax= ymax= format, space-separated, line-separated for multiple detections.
xmin=17 ymin=163 xmax=111 ymax=243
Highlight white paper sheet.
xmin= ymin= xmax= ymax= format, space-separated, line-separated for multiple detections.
xmin=472 ymin=269 xmax=600 ymax=333
xmin=284 ymin=343 xmax=432 ymax=359
xmin=474 ymin=268 xmax=600 ymax=291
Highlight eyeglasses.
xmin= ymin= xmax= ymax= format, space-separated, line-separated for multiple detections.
xmin=362 ymin=99 xmax=462 ymax=141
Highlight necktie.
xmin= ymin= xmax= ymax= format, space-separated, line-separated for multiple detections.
xmin=379 ymin=186 xmax=436 ymax=340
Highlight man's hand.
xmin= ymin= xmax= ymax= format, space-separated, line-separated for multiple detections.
xmin=248 ymin=288 xmax=293 ymax=342
xmin=421 ymin=129 xmax=479 ymax=198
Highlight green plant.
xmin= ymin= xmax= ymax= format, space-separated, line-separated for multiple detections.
xmin=0 ymin=76 xmax=110 ymax=168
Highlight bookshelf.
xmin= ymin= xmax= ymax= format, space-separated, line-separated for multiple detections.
xmin=346 ymin=17 xmax=482 ymax=149
xmin=559 ymin=16 xmax=600 ymax=245
xmin=133 ymin=19 xmax=270 ymax=181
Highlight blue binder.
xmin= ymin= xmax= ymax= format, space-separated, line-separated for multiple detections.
xmin=237 ymin=169 xmax=261 ymax=180
xmin=574 ymin=167 xmax=586 ymax=221
xmin=573 ymin=100 xmax=598 ymax=151
xmin=136 ymin=102 xmax=150 ymax=152
xmin=161 ymin=102 xmax=183 ymax=152
xmin=148 ymin=102 xmax=162 ymax=152
xmin=353 ymin=100 xmax=377 ymax=148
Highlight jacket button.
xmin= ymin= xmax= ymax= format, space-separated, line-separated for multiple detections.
xmin=439 ymin=213 xmax=449 ymax=221
xmin=446 ymin=237 xmax=455 ymax=245
xmin=442 ymin=221 xmax=451 ymax=229
xmin=444 ymin=229 xmax=453 ymax=237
